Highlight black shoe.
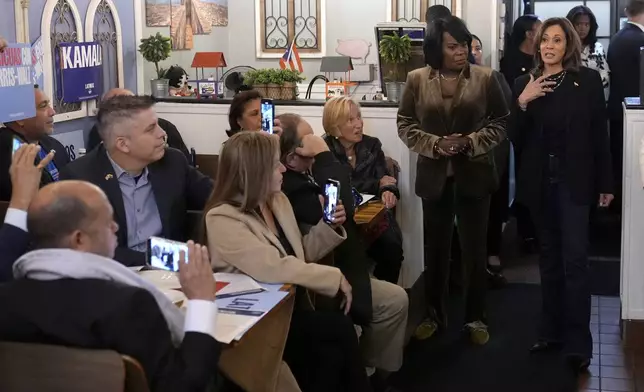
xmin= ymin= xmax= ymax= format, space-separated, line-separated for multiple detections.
xmin=565 ymin=354 xmax=591 ymax=374
xmin=521 ymin=238 xmax=538 ymax=254
xmin=370 ymin=371 xmax=401 ymax=392
xmin=530 ymin=340 xmax=563 ymax=353
xmin=487 ymin=269 xmax=507 ymax=290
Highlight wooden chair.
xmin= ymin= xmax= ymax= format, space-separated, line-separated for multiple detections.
xmin=0 ymin=201 xmax=9 ymax=222
xmin=195 ymin=154 xmax=219 ymax=181
xmin=0 ymin=341 xmax=149 ymax=392
xmin=185 ymin=209 xmax=204 ymax=242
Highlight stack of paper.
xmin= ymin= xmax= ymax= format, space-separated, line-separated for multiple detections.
xmin=214 ymin=290 xmax=289 ymax=344
xmin=214 ymin=272 xmax=266 ymax=298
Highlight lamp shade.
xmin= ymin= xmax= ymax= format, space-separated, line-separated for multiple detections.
xmin=320 ymin=56 xmax=353 ymax=73
xmin=191 ymin=52 xmax=227 ymax=68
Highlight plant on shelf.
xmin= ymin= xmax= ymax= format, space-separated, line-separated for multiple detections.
xmin=139 ymin=32 xmax=172 ymax=79
xmin=379 ymin=32 xmax=412 ymax=82
xmin=243 ymin=68 xmax=305 ymax=100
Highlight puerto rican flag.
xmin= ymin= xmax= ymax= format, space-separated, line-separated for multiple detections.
xmin=279 ymin=39 xmax=303 ymax=73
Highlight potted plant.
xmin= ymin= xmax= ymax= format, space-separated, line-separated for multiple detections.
xmin=244 ymin=68 xmax=305 ymax=100
xmin=378 ymin=32 xmax=412 ymax=102
xmin=280 ymin=69 xmax=305 ymax=100
xmin=139 ymin=33 xmax=172 ymax=97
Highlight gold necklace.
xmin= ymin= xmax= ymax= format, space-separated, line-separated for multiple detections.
xmin=440 ymin=73 xmax=458 ymax=81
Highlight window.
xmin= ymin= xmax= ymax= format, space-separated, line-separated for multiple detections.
xmin=85 ymin=0 xmax=125 ymax=115
xmin=42 ymin=0 xmax=87 ymax=122
xmin=255 ymin=0 xmax=326 ymax=58
xmin=387 ymin=0 xmax=461 ymax=22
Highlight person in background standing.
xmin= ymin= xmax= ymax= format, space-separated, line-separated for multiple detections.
xmin=607 ymin=0 xmax=644 ymax=210
xmin=511 ymin=17 xmax=612 ymax=373
xmin=500 ymin=14 xmax=542 ymax=254
xmin=566 ymin=5 xmax=609 ymax=93
xmin=471 ymin=35 xmax=484 ymax=65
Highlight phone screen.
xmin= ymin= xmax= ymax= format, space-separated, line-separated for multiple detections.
xmin=261 ymin=99 xmax=275 ymax=134
xmin=323 ymin=180 xmax=340 ymax=224
xmin=11 ymin=138 xmax=23 ymax=157
xmin=147 ymin=236 xmax=188 ymax=272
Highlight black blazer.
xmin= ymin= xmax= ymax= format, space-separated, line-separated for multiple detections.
xmin=0 ymin=278 xmax=220 ymax=391
xmin=281 ymin=151 xmax=373 ymax=326
xmin=325 ymin=135 xmax=400 ymax=199
xmin=59 ymin=146 xmax=213 ymax=266
xmin=510 ymin=67 xmax=613 ymax=210
xmin=607 ymin=23 xmax=644 ymax=121
xmin=0 ymin=223 xmax=30 ymax=282
xmin=87 ymin=118 xmax=191 ymax=161
xmin=0 ymin=127 xmax=70 ymax=201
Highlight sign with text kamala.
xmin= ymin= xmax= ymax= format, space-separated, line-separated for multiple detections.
xmin=56 ymin=42 xmax=102 ymax=102
xmin=0 ymin=43 xmax=36 ymax=123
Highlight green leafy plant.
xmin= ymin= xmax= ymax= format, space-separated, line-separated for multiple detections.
xmin=379 ymin=33 xmax=412 ymax=82
xmin=138 ymin=33 xmax=172 ymax=79
xmin=244 ymin=68 xmax=306 ymax=86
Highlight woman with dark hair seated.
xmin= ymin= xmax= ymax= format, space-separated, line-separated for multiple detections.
xmin=398 ymin=15 xmax=509 ymax=344
xmin=226 ymin=90 xmax=282 ymax=137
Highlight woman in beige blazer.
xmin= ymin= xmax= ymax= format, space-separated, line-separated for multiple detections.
xmin=202 ymin=131 xmax=371 ymax=392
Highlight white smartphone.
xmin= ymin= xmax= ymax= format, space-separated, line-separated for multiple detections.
xmin=323 ymin=179 xmax=340 ymax=224
xmin=146 ymin=236 xmax=189 ymax=272
xmin=261 ymin=98 xmax=275 ymax=134
xmin=11 ymin=137 xmax=23 ymax=157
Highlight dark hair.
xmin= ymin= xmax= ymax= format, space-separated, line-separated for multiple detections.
xmin=227 ymin=90 xmax=263 ymax=137
xmin=508 ymin=15 xmax=540 ymax=52
xmin=423 ymin=15 xmax=472 ymax=69
xmin=165 ymin=65 xmax=188 ymax=88
xmin=28 ymin=195 xmax=92 ymax=249
xmin=533 ymin=17 xmax=582 ymax=73
xmin=566 ymin=5 xmax=598 ymax=51
xmin=96 ymin=95 xmax=155 ymax=139
xmin=626 ymin=0 xmax=644 ymax=17
xmin=471 ymin=34 xmax=482 ymax=48
xmin=277 ymin=113 xmax=304 ymax=163
xmin=425 ymin=5 xmax=451 ymax=24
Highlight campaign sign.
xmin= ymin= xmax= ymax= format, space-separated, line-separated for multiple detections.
xmin=51 ymin=129 xmax=85 ymax=161
xmin=31 ymin=36 xmax=45 ymax=89
xmin=0 ymin=43 xmax=36 ymax=123
xmin=56 ymin=42 xmax=102 ymax=102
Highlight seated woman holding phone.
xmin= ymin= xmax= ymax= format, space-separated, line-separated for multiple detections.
xmin=226 ymin=90 xmax=281 ymax=136
xmin=201 ymin=131 xmax=372 ymax=392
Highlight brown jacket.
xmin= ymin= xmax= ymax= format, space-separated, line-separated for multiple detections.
xmin=205 ymin=192 xmax=346 ymax=298
xmin=397 ymin=65 xmax=509 ymax=201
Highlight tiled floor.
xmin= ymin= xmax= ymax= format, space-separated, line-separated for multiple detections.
xmin=578 ymin=296 xmax=644 ymax=392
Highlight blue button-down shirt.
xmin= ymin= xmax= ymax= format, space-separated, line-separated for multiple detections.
xmin=106 ymin=153 xmax=163 ymax=252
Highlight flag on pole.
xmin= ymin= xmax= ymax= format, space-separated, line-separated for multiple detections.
xmin=279 ymin=39 xmax=303 ymax=73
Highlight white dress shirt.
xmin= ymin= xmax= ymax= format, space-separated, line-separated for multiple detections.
xmin=628 ymin=21 xmax=644 ymax=32
xmin=3 ymin=207 xmax=218 ymax=339
xmin=4 ymin=208 xmax=27 ymax=232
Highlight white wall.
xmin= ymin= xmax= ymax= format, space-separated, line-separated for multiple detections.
xmin=463 ymin=0 xmax=500 ymax=68
xmin=141 ymin=0 xmax=388 ymax=95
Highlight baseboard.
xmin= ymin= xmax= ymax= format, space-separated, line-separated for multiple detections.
xmin=404 ymin=270 xmax=426 ymax=345
xmin=622 ymin=319 xmax=644 ymax=353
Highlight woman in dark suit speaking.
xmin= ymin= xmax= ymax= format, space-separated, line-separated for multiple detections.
xmin=397 ymin=15 xmax=509 ymax=345
xmin=511 ymin=17 xmax=613 ymax=373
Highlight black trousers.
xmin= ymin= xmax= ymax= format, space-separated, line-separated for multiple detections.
xmin=283 ymin=307 xmax=371 ymax=392
xmin=535 ymin=180 xmax=592 ymax=358
xmin=422 ymin=178 xmax=490 ymax=326
xmin=368 ymin=211 xmax=404 ymax=284
xmin=488 ymin=169 xmax=509 ymax=257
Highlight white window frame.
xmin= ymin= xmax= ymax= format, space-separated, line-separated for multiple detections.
xmin=42 ymin=0 xmax=87 ymax=122
xmin=254 ymin=0 xmax=327 ymax=59
xmin=14 ymin=0 xmax=30 ymax=43
xmin=85 ymin=0 xmax=125 ymax=115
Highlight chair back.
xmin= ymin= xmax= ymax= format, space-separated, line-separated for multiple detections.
xmin=0 ymin=341 xmax=149 ymax=392
xmin=0 ymin=201 xmax=9 ymax=222
xmin=185 ymin=209 xmax=203 ymax=242
xmin=195 ymin=154 xmax=219 ymax=181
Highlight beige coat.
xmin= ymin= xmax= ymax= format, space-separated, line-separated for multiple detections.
xmin=205 ymin=192 xmax=346 ymax=298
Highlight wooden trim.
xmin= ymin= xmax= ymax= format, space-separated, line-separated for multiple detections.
xmin=287 ymin=0 xmax=295 ymax=44
xmin=315 ymin=0 xmax=322 ymax=51
xmin=391 ymin=0 xmax=398 ymax=22
xmin=420 ymin=0 xmax=429 ymax=22
xmin=451 ymin=0 xmax=457 ymax=13
xmin=258 ymin=0 xmax=322 ymax=55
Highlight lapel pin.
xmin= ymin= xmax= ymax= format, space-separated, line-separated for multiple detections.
xmin=574 ymin=82 xmax=579 ymax=87
xmin=521 ymin=67 xmax=526 ymax=72
xmin=105 ymin=174 xmax=113 ymax=180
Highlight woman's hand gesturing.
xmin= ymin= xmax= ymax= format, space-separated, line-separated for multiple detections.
xmin=518 ymin=75 xmax=557 ymax=108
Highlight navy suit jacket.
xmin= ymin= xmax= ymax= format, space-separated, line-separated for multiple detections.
xmin=0 ymin=223 xmax=30 ymax=281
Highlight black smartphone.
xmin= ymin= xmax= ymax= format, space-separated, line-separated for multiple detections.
xmin=323 ymin=179 xmax=341 ymax=224
xmin=146 ymin=236 xmax=189 ymax=272
xmin=11 ymin=137 xmax=23 ymax=157
xmin=261 ymin=98 xmax=275 ymax=134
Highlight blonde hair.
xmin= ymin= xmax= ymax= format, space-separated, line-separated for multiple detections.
xmin=322 ymin=96 xmax=361 ymax=137
xmin=202 ymin=131 xmax=279 ymax=215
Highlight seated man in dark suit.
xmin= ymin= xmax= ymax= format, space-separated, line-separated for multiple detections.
xmin=0 ymin=85 xmax=70 ymax=201
xmin=60 ymin=95 xmax=213 ymax=266
xmin=86 ymin=88 xmax=191 ymax=160
xmin=0 ymin=180 xmax=221 ymax=391
xmin=0 ymin=144 xmax=55 ymax=281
